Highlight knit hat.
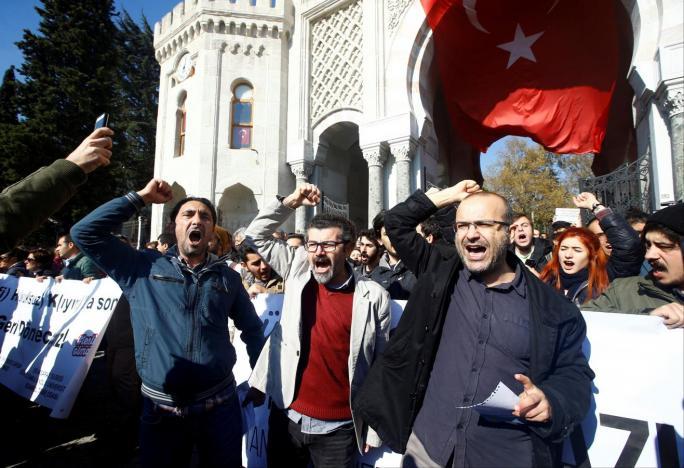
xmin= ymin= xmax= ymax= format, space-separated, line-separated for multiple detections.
xmin=645 ymin=202 xmax=684 ymax=236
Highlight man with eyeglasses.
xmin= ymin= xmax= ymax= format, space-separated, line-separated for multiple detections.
xmin=242 ymin=183 xmax=390 ymax=467
xmin=354 ymin=181 xmax=594 ymax=467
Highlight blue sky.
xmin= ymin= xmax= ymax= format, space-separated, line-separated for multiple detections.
xmin=0 ymin=0 xmax=179 ymax=75
xmin=0 ymin=0 xmax=504 ymax=170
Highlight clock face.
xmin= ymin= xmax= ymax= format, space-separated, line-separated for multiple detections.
xmin=177 ymin=54 xmax=193 ymax=81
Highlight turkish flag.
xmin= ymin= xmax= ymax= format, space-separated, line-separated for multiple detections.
xmin=421 ymin=0 xmax=619 ymax=154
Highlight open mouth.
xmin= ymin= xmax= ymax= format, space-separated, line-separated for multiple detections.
xmin=314 ymin=258 xmax=331 ymax=272
xmin=562 ymin=260 xmax=575 ymax=269
xmin=188 ymin=229 xmax=203 ymax=244
xmin=464 ymin=244 xmax=487 ymax=261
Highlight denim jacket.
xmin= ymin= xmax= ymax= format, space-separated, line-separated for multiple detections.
xmin=71 ymin=193 xmax=265 ymax=406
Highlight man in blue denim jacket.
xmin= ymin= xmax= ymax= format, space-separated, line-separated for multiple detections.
xmin=71 ymin=178 xmax=265 ymax=467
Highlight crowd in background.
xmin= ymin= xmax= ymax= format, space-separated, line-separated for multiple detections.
xmin=0 ymin=128 xmax=683 ymax=467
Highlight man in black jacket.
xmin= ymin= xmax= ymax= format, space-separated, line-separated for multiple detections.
xmin=509 ymin=213 xmax=552 ymax=273
xmin=353 ymin=181 xmax=594 ymax=467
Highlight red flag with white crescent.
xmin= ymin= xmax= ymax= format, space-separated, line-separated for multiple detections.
xmin=421 ymin=0 xmax=618 ymax=154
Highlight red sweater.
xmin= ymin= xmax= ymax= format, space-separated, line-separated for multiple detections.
xmin=289 ymin=281 xmax=354 ymax=420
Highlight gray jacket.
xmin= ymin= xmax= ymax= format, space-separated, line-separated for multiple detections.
xmin=245 ymin=199 xmax=391 ymax=450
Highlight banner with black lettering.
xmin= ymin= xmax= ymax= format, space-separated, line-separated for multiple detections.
xmin=0 ymin=274 xmax=120 ymax=419
xmin=236 ymin=297 xmax=683 ymax=467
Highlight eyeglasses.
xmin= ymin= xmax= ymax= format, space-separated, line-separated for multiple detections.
xmin=454 ymin=220 xmax=511 ymax=233
xmin=304 ymin=241 xmax=346 ymax=253
xmin=25 ymin=257 xmax=36 ymax=262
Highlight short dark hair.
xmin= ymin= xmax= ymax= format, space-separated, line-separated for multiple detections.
xmin=512 ymin=212 xmax=532 ymax=225
xmin=625 ymin=207 xmax=649 ymax=226
xmin=307 ymin=213 xmax=356 ymax=244
xmin=419 ymin=217 xmax=442 ymax=240
xmin=372 ymin=210 xmax=386 ymax=238
xmin=642 ymin=223 xmax=681 ymax=246
xmin=237 ymin=244 xmax=260 ymax=263
xmin=57 ymin=233 xmax=73 ymax=244
xmin=358 ymin=228 xmax=380 ymax=244
xmin=169 ymin=197 xmax=217 ymax=225
xmin=29 ymin=248 xmax=52 ymax=269
xmin=287 ymin=233 xmax=305 ymax=241
xmin=158 ymin=232 xmax=175 ymax=246
xmin=552 ymin=220 xmax=572 ymax=231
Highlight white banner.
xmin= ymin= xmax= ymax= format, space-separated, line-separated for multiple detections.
xmin=0 ymin=274 xmax=120 ymax=418
xmin=236 ymin=297 xmax=683 ymax=467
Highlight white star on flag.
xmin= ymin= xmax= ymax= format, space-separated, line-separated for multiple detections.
xmin=497 ymin=24 xmax=544 ymax=69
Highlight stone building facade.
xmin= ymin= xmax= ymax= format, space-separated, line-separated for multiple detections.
xmin=150 ymin=0 xmax=683 ymax=237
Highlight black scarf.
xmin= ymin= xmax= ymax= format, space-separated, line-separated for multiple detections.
xmin=559 ymin=267 xmax=589 ymax=298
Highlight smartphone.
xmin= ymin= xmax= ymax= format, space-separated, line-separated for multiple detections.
xmin=94 ymin=113 xmax=109 ymax=130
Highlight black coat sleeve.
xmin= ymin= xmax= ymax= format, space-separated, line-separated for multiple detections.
xmin=598 ymin=209 xmax=644 ymax=281
xmin=385 ymin=190 xmax=445 ymax=277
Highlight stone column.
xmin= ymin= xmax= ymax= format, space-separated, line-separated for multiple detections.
xmin=657 ymin=83 xmax=684 ymax=202
xmin=362 ymin=145 xmax=387 ymax=226
xmin=390 ymin=139 xmax=416 ymax=203
xmin=288 ymin=161 xmax=314 ymax=232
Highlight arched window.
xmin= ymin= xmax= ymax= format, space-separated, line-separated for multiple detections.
xmin=176 ymin=94 xmax=187 ymax=156
xmin=230 ymin=83 xmax=253 ymax=149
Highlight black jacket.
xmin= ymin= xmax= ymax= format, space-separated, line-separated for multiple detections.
xmin=353 ymin=191 xmax=594 ymax=466
xmin=598 ymin=208 xmax=643 ymax=281
xmin=510 ymin=237 xmax=553 ymax=272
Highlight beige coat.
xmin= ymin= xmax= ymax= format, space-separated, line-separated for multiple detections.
xmin=246 ymin=199 xmax=391 ymax=450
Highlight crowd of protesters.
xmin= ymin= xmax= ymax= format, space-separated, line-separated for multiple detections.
xmin=0 ymin=127 xmax=683 ymax=467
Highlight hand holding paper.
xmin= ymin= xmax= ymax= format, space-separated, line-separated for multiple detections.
xmin=512 ymin=374 xmax=552 ymax=423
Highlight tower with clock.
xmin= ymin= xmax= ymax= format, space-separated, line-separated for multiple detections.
xmin=150 ymin=0 xmax=681 ymax=238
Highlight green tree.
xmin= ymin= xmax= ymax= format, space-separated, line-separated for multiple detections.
xmin=0 ymin=66 xmax=20 ymax=125
xmin=112 ymin=11 xmax=159 ymax=192
xmin=16 ymin=0 xmax=120 ymax=231
xmin=556 ymin=153 xmax=595 ymax=195
xmin=483 ymin=138 xmax=572 ymax=230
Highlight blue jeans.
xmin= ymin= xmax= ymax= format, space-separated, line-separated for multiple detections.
xmin=139 ymin=391 xmax=243 ymax=468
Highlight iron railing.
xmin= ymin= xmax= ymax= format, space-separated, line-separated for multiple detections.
xmin=579 ymin=154 xmax=652 ymax=215
xmin=320 ymin=194 xmax=350 ymax=218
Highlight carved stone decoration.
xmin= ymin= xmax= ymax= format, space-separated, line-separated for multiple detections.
xmin=289 ymin=161 xmax=314 ymax=181
xmin=390 ymin=140 xmax=415 ymax=163
xmin=658 ymin=87 xmax=684 ymax=118
xmin=385 ymin=0 xmax=413 ymax=35
xmin=362 ymin=146 xmax=387 ymax=167
xmin=310 ymin=0 xmax=364 ymax=123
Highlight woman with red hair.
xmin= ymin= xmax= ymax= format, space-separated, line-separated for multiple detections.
xmin=540 ymin=192 xmax=644 ymax=305
xmin=540 ymin=228 xmax=609 ymax=304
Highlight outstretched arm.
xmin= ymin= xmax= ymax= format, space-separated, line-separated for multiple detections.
xmin=0 ymin=128 xmax=113 ymax=252
xmin=385 ymin=180 xmax=480 ymax=276
xmin=244 ymin=184 xmax=321 ymax=278
xmin=71 ymin=178 xmax=173 ymax=289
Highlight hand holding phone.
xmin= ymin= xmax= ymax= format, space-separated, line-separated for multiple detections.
xmin=94 ymin=113 xmax=110 ymax=130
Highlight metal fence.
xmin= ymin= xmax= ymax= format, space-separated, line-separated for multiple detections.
xmin=320 ymin=194 xmax=349 ymax=218
xmin=579 ymin=154 xmax=652 ymax=215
